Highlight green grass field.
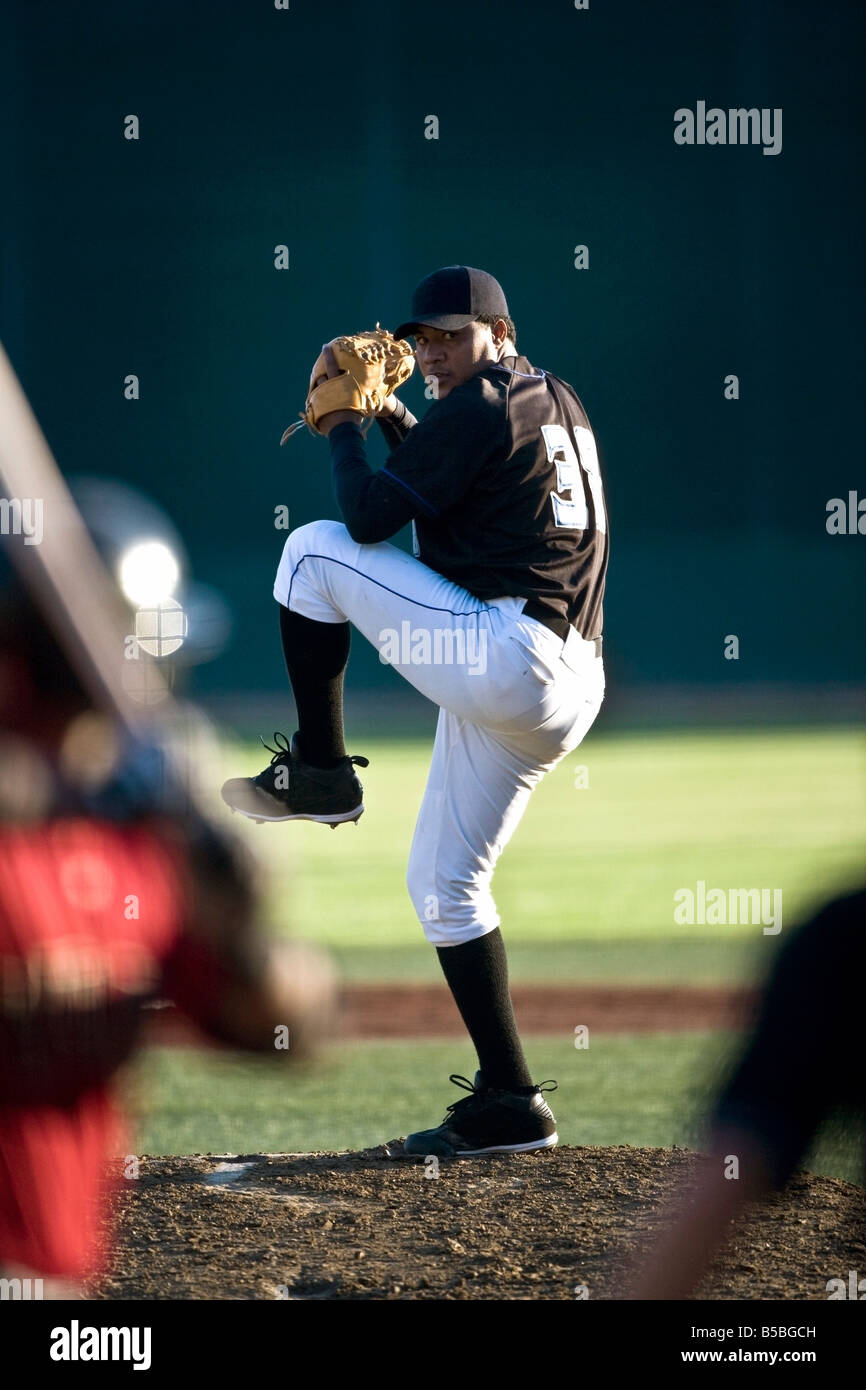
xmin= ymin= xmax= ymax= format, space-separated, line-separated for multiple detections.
xmin=218 ymin=724 xmax=865 ymax=984
xmin=135 ymin=725 xmax=865 ymax=1180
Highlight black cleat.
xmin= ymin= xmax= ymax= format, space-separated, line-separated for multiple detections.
xmin=220 ymin=731 xmax=369 ymax=826
xmin=403 ymin=1071 xmax=558 ymax=1157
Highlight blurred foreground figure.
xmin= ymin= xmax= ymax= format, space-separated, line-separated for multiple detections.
xmin=0 ymin=584 xmax=335 ymax=1297
xmin=629 ymin=887 xmax=865 ymax=1299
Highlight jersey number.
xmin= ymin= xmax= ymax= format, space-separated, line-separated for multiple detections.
xmin=541 ymin=424 xmax=607 ymax=532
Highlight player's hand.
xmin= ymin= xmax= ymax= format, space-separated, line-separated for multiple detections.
xmin=315 ymin=344 xmax=365 ymax=437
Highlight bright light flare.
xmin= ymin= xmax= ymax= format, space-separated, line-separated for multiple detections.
xmin=118 ymin=540 xmax=180 ymax=606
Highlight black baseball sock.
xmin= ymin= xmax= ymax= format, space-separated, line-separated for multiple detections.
xmin=278 ymin=604 xmax=350 ymax=769
xmin=436 ymin=928 xmax=533 ymax=1091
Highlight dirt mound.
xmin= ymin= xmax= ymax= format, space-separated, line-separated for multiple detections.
xmin=89 ymin=1146 xmax=865 ymax=1301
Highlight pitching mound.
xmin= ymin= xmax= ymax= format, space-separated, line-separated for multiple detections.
xmin=89 ymin=1146 xmax=865 ymax=1300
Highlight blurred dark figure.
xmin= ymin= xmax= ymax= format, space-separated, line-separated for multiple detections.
xmin=629 ymin=887 xmax=866 ymax=1299
xmin=0 ymin=584 xmax=334 ymax=1297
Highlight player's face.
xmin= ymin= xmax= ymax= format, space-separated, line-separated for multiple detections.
xmin=411 ymin=322 xmax=497 ymax=399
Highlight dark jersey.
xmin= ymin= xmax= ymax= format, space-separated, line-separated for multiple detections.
xmin=329 ymin=353 xmax=609 ymax=640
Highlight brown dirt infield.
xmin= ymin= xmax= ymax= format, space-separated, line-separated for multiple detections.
xmin=89 ymin=1146 xmax=866 ymax=1301
xmin=336 ymin=983 xmax=757 ymax=1038
xmin=145 ymin=983 xmax=758 ymax=1044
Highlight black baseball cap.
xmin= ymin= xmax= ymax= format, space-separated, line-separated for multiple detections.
xmin=395 ymin=265 xmax=509 ymax=340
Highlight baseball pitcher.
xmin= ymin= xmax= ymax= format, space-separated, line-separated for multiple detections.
xmin=222 ymin=265 xmax=610 ymax=1156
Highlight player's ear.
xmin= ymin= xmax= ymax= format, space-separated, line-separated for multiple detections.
xmin=481 ymin=318 xmax=503 ymax=349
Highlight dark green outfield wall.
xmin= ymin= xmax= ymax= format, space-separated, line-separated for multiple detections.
xmin=2 ymin=0 xmax=864 ymax=698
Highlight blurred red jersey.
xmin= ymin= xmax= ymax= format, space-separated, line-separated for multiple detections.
xmin=0 ymin=816 xmax=229 ymax=1278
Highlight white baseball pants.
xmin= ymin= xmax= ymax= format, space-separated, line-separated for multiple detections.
xmin=274 ymin=520 xmax=605 ymax=946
